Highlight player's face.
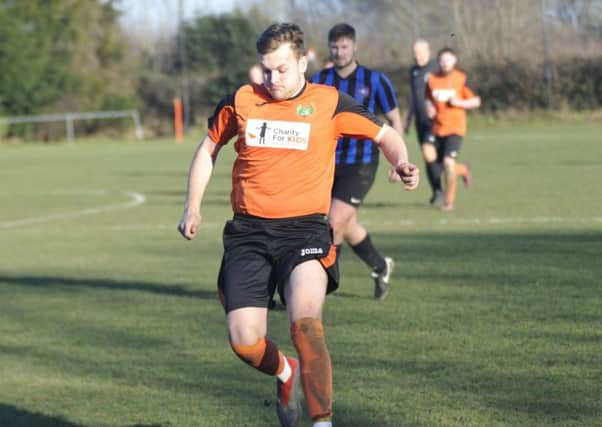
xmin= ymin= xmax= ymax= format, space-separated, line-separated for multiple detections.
xmin=261 ymin=43 xmax=307 ymax=100
xmin=439 ymin=51 xmax=457 ymax=74
xmin=329 ymin=37 xmax=356 ymax=69
xmin=413 ymin=42 xmax=430 ymax=67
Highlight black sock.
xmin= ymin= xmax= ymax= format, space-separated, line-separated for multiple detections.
xmin=426 ymin=161 xmax=443 ymax=193
xmin=350 ymin=234 xmax=386 ymax=273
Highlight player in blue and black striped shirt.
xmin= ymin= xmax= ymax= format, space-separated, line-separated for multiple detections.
xmin=311 ymin=23 xmax=405 ymax=300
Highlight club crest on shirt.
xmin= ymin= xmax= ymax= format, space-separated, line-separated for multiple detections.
xmin=357 ymin=84 xmax=370 ymax=98
xmin=246 ymin=119 xmax=311 ymax=151
xmin=296 ymin=104 xmax=314 ymax=117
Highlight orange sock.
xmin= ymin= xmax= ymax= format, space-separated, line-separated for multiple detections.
xmin=291 ymin=318 xmax=332 ymax=421
xmin=231 ymin=337 xmax=286 ymax=376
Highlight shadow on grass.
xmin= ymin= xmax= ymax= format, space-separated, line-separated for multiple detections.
xmin=389 ymin=356 xmax=601 ymax=420
xmin=0 ymin=275 xmax=217 ymax=300
xmin=0 ymin=404 xmax=85 ymax=427
xmin=333 ymin=230 xmax=602 ymax=424
xmin=369 ymin=230 xmax=601 ymax=287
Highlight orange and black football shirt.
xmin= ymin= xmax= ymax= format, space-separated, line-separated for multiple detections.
xmin=426 ymin=69 xmax=477 ymax=137
xmin=208 ymin=82 xmax=385 ymax=219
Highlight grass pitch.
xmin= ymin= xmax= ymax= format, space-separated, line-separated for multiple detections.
xmin=0 ymin=118 xmax=601 ymax=426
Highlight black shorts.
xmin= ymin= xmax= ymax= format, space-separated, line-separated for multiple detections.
xmin=436 ymin=134 xmax=463 ymax=159
xmin=331 ymin=163 xmax=378 ymax=207
xmin=415 ymin=120 xmax=435 ymax=145
xmin=217 ymin=214 xmax=339 ymax=313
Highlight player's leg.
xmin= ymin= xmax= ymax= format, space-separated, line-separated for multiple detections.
xmin=442 ymin=155 xmax=457 ymax=211
xmin=441 ymin=135 xmax=464 ymax=211
xmin=329 ymin=197 xmax=391 ymax=299
xmin=418 ymin=128 xmax=444 ymax=205
xmin=285 ymin=260 xmax=333 ymax=427
xmin=329 ymin=165 xmax=390 ymax=293
xmin=422 ymin=142 xmax=444 ymax=205
xmin=219 ymin=217 xmax=297 ymax=418
xmin=455 ymin=162 xmax=472 ymax=188
xmin=328 ymin=197 xmax=357 ymax=247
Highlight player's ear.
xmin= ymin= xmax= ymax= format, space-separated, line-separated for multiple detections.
xmin=299 ymin=55 xmax=308 ymax=73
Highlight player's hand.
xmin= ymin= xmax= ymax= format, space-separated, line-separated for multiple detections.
xmin=177 ymin=210 xmax=202 ymax=240
xmin=388 ymin=162 xmax=420 ymax=191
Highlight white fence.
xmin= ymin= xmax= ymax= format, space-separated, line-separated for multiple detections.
xmin=0 ymin=110 xmax=144 ymax=143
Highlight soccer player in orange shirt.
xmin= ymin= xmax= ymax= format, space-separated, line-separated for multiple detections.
xmin=426 ymin=47 xmax=481 ymax=211
xmin=178 ymin=23 xmax=419 ymax=427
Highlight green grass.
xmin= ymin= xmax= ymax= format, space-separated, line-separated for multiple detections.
xmin=0 ymin=119 xmax=601 ymax=427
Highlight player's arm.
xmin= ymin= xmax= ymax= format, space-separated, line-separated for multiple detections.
xmin=450 ymin=77 xmax=481 ymax=110
xmin=425 ymin=84 xmax=437 ymax=119
xmin=178 ymin=92 xmax=237 ymax=240
xmin=178 ymin=136 xmax=218 ymax=240
xmin=449 ymin=95 xmax=481 ymax=110
xmin=403 ymin=94 xmax=414 ymax=134
xmin=375 ymin=125 xmax=419 ymax=190
xmin=377 ymin=73 xmax=403 ymax=135
xmin=334 ymin=92 xmax=419 ymax=191
xmin=384 ymin=107 xmax=403 ymax=136
xmin=403 ymin=69 xmax=416 ymax=133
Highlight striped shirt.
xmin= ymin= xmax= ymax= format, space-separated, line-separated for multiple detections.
xmin=311 ymin=64 xmax=398 ymax=165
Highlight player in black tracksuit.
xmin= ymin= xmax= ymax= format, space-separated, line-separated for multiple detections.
xmin=404 ymin=40 xmax=442 ymax=205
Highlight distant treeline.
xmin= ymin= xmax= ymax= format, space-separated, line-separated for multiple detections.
xmin=1 ymin=1 xmax=601 ymax=140
xmin=389 ymin=58 xmax=602 ymax=112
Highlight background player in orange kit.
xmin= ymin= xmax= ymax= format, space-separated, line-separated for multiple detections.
xmin=426 ymin=47 xmax=481 ymax=211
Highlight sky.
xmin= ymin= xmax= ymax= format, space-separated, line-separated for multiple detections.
xmin=117 ymin=0 xmax=252 ymax=35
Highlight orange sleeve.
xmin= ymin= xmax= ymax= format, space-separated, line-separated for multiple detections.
xmin=207 ymin=93 xmax=238 ymax=145
xmin=334 ymin=111 xmax=384 ymax=140
xmin=333 ymin=91 xmax=384 ymax=140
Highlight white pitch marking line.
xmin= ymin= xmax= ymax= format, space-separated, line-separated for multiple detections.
xmin=0 ymin=192 xmax=146 ymax=229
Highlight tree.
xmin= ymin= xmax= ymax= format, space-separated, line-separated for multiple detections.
xmin=182 ymin=8 xmax=269 ymax=106
xmin=0 ymin=0 xmax=139 ymax=138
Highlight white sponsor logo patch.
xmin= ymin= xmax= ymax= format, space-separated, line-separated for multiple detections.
xmin=300 ymin=247 xmax=324 ymax=256
xmin=432 ymin=88 xmax=456 ymax=102
xmin=246 ymin=119 xmax=310 ymax=151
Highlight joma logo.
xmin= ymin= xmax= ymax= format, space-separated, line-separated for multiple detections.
xmin=300 ymin=247 xmax=324 ymax=256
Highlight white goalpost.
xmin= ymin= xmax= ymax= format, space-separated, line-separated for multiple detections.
xmin=0 ymin=110 xmax=144 ymax=143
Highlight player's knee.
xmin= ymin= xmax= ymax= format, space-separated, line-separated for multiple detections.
xmin=443 ymin=156 xmax=456 ymax=171
xmin=227 ymin=319 xmax=265 ymax=349
xmin=230 ymin=337 xmax=266 ymax=368
xmin=422 ymin=144 xmax=437 ymax=163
